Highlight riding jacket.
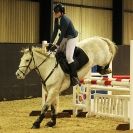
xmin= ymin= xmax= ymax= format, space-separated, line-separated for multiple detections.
xmin=50 ymin=15 xmax=78 ymax=46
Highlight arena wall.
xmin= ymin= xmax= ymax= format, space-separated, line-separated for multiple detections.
xmin=112 ymin=45 xmax=130 ymax=75
xmin=0 ymin=44 xmax=41 ymax=101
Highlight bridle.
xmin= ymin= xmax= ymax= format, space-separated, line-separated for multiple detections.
xmin=18 ymin=51 xmax=33 ymax=77
xmin=18 ymin=49 xmax=58 ymax=86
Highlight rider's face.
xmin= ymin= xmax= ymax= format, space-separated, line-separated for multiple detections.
xmin=54 ymin=11 xmax=62 ymax=18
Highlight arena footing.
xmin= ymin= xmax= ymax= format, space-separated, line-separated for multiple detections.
xmin=29 ymin=109 xmax=87 ymax=118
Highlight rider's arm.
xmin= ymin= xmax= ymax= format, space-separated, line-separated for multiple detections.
xmin=56 ymin=16 xmax=69 ymax=46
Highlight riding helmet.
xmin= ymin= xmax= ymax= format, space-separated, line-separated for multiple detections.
xmin=54 ymin=3 xmax=65 ymax=14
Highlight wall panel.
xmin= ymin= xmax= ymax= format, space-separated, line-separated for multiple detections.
xmin=0 ymin=43 xmax=41 ymax=101
xmin=124 ymin=12 xmax=133 ymax=45
xmin=65 ymin=6 xmax=82 ymax=41
xmin=0 ymin=0 xmax=39 ymax=43
xmin=82 ymin=0 xmax=112 ymax=8
xmin=124 ymin=0 xmax=133 ymax=45
xmin=81 ymin=8 xmax=112 ymax=40
xmin=54 ymin=0 xmax=112 ymax=8
xmin=54 ymin=0 xmax=82 ymax=5
xmin=124 ymin=0 xmax=133 ymax=11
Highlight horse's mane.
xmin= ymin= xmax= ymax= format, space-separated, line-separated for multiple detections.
xmin=21 ymin=47 xmax=54 ymax=57
xmin=33 ymin=47 xmax=45 ymax=55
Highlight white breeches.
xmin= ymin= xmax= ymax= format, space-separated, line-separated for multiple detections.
xmin=59 ymin=37 xmax=77 ymax=64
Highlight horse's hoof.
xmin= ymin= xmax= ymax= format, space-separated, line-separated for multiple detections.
xmin=31 ymin=122 xmax=40 ymax=129
xmin=99 ymin=68 xmax=112 ymax=75
xmin=106 ymin=68 xmax=112 ymax=74
xmin=45 ymin=121 xmax=56 ymax=127
xmin=31 ymin=125 xmax=40 ymax=129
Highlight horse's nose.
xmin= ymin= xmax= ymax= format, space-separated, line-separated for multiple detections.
xmin=16 ymin=72 xmax=19 ymax=77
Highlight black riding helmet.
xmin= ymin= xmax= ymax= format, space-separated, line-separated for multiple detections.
xmin=54 ymin=3 xmax=65 ymax=14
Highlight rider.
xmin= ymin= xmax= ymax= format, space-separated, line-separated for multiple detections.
xmin=49 ymin=3 xmax=80 ymax=86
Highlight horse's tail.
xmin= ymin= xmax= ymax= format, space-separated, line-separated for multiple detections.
xmin=106 ymin=39 xmax=118 ymax=63
xmin=100 ymin=37 xmax=118 ymax=63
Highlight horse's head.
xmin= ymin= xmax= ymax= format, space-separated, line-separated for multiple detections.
xmin=16 ymin=46 xmax=53 ymax=79
xmin=16 ymin=46 xmax=35 ymax=79
xmin=16 ymin=44 xmax=55 ymax=79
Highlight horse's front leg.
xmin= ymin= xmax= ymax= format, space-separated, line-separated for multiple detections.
xmin=31 ymin=88 xmax=59 ymax=129
xmin=31 ymin=104 xmax=49 ymax=129
xmin=45 ymin=100 xmax=57 ymax=127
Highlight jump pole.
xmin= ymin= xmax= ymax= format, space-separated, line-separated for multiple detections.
xmin=130 ymin=40 xmax=133 ymax=130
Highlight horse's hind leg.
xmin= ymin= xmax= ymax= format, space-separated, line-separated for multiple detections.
xmin=103 ymin=64 xmax=112 ymax=74
xmin=97 ymin=64 xmax=111 ymax=75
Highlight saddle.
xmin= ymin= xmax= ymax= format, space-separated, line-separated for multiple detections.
xmin=55 ymin=47 xmax=89 ymax=74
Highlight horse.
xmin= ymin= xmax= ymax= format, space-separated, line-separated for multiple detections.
xmin=16 ymin=36 xmax=117 ymax=129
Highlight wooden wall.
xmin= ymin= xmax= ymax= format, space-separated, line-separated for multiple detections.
xmin=124 ymin=0 xmax=133 ymax=45
xmin=0 ymin=0 xmax=132 ymax=44
xmin=0 ymin=0 xmax=39 ymax=43
xmin=112 ymin=45 xmax=130 ymax=75
xmin=0 ymin=0 xmax=40 ymax=100
xmin=0 ymin=43 xmax=41 ymax=101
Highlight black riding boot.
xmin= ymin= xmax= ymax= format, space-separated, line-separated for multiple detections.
xmin=69 ymin=62 xmax=80 ymax=86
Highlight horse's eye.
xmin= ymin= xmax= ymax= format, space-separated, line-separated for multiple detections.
xmin=26 ymin=59 xmax=29 ymax=62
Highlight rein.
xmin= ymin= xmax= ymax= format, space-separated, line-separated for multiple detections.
xmin=18 ymin=50 xmax=58 ymax=86
xmin=32 ymin=52 xmax=58 ymax=86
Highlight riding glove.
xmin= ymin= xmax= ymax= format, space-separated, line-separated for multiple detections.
xmin=49 ymin=45 xmax=57 ymax=51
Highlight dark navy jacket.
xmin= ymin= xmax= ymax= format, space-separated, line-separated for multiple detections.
xmin=50 ymin=15 xmax=78 ymax=45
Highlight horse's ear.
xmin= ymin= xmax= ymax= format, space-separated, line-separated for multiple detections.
xmin=28 ymin=46 xmax=32 ymax=52
xmin=20 ymin=48 xmax=25 ymax=53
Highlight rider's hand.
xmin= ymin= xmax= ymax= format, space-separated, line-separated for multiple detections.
xmin=47 ymin=43 xmax=52 ymax=51
xmin=49 ymin=45 xmax=57 ymax=51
